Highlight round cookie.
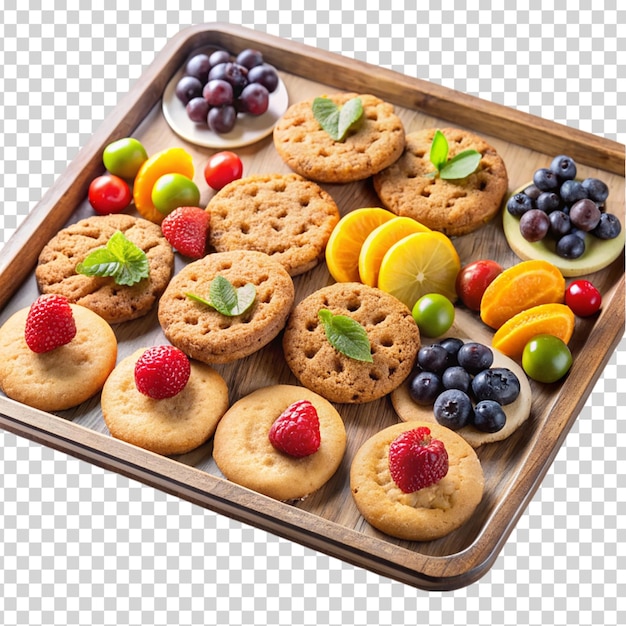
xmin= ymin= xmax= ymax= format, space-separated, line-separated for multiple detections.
xmin=0 ymin=304 xmax=117 ymax=412
xmin=35 ymin=213 xmax=174 ymax=323
xmin=282 ymin=282 xmax=420 ymax=404
xmin=207 ymin=173 xmax=340 ymax=277
xmin=158 ymin=250 xmax=295 ymax=364
xmin=101 ymin=347 xmax=229 ymax=456
xmin=273 ymin=92 xmax=406 ymax=183
xmin=350 ymin=421 xmax=484 ymax=542
xmin=373 ymin=127 xmax=509 ymax=236
xmin=212 ymin=384 xmax=347 ymax=501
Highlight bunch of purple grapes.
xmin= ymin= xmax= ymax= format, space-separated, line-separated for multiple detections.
xmin=506 ymin=154 xmax=621 ymax=259
xmin=174 ymin=48 xmax=279 ymax=134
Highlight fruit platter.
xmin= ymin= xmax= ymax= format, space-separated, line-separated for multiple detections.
xmin=0 ymin=24 xmax=623 ymax=591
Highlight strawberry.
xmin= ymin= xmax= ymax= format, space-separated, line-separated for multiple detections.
xmin=388 ymin=426 xmax=448 ymax=493
xmin=24 ymin=294 xmax=77 ymax=353
xmin=161 ymin=206 xmax=210 ymax=259
xmin=134 ymin=345 xmax=191 ymax=399
xmin=268 ymin=399 xmax=321 ymax=458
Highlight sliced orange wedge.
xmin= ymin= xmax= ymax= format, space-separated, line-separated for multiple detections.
xmin=133 ymin=147 xmax=195 ymax=223
xmin=358 ymin=216 xmax=431 ymax=287
xmin=377 ymin=231 xmax=461 ymax=310
xmin=325 ymin=207 xmax=394 ymax=283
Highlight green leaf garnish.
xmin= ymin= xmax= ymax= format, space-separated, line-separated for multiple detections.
xmin=312 ymin=96 xmax=363 ymax=141
xmin=428 ymin=129 xmax=482 ymax=180
xmin=318 ymin=309 xmax=373 ymax=363
xmin=186 ymin=275 xmax=256 ymax=317
xmin=75 ymin=230 xmax=149 ymax=286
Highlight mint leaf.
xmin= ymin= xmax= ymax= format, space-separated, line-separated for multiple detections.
xmin=312 ymin=96 xmax=363 ymax=141
xmin=318 ymin=309 xmax=373 ymax=363
xmin=429 ymin=129 xmax=449 ymax=171
xmin=439 ymin=149 xmax=482 ymax=180
xmin=186 ymin=276 xmax=256 ymax=317
xmin=75 ymin=230 xmax=149 ymax=286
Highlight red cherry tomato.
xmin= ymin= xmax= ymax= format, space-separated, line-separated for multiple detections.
xmin=565 ymin=279 xmax=602 ymax=317
xmin=88 ymin=174 xmax=131 ymax=214
xmin=455 ymin=259 xmax=504 ymax=311
xmin=204 ymin=151 xmax=243 ymax=190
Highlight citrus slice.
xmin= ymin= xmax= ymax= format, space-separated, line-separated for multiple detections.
xmin=325 ymin=207 xmax=394 ymax=283
xmin=480 ymin=259 xmax=565 ymax=330
xmin=132 ymin=147 xmax=195 ymax=223
xmin=358 ymin=216 xmax=431 ymax=287
xmin=492 ymin=303 xmax=575 ymax=359
xmin=377 ymin=231 xmax=461 ymax=310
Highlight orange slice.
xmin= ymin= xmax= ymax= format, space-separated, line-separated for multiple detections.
xmin=480 ymin=259 xmax=565 ymax=329
xmin=325 ymin=207 xmax=394 ymax=283
xmin=358 ymin=216 xmax=431 ymax=287
xmin=377 ymin=231 xmax=461 ymax=310
xmin=492 ymin=303 xmax=575 ymax=359
xmin=133 ymin=147 xmax=195 ymax=223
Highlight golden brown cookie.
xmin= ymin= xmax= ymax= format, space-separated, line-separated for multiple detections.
xmin=350 ymin=421 xmax=484 ymax=542
xmin=0 ymin=304 xmax=117 ymax=412
xmin=212 ymin=385 xmax=347 ymax=501
xmin=273 ymin=92 xmax=406 ymax=183
xmin=158 ymin=250 xmax=295 ymax=364
xmin=35 ymin=214 xmax=174 ymax=323
xmin=373 ymin=127 xmax=509 ymax=236
xmin=207 ymin=173 xmax=340 ymax=277
xmin=101 ymin=347 xmax=229 ymax=456
xmin=282 ymin=282 xmax=420 ymax=404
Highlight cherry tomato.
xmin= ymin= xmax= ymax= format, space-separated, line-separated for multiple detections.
xmin=455 ymin=259 xmax=503 ymax=311
xmin=522 ymin=334 xmax=572 ymax=383
xmin=204 ymin=151 xmax=243 ymax=190
xmin=151 ymin=173 xmax=201 ymax=215
xmin=102 ymin=137 xmax=148 ymax=179
xmin=565 ymin=279 xmax=602 ymax=317
xmin=88 ymin=174 xmax=131 ymax=214
xmin=411 ymin=293 xmax=455 ymax=338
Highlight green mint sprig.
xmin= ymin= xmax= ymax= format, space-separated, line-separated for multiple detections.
xmin=312 ymin=96 xmax=364 ymax=142
xmin=428 ymin=129 xmax=482 ymax=180
xmin=75 ymin=230 xmax=149 ymax=286
xmin=318 ymin=309 xmax=373 ymax=363
xmin=186 ymin=275 xmax=256 ymax=317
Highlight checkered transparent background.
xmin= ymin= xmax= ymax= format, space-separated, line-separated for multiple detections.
xmin=1 ymin=2 xmax=624 ymax=625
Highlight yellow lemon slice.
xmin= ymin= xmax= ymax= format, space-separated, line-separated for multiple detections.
xmin=133 ymin=147 xmax=195 ymax=223
xmin=377 ymin=231 xmax=461 ymax=309
xmin=325 ymin=207 xmax=394 ymax=283
xmin=358 ymin=216 xmax=431 ymax=287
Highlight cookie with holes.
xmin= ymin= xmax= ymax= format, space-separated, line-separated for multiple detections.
xmin=207 ymin=173 xmax=340 ymax=277
xmin=158 ymin=250 xmax=295 ymax=364
xmin=372 ymin=127 xmax=508 ymax=236
xmin=273 ymin=92 xmax=405 ymax=184
xmin=282 ymin=282 xmax=420 ymax=404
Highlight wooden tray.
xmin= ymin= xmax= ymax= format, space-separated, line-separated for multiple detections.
xmin=0 ymin=23 xmax=624 ymax=591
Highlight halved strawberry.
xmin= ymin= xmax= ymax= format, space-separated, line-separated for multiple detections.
xmin=24 ymin=294 xmax=77 ymax=353
xmin=268 ymin=399 xmax=321 ymax=458
xmin=161 ymin=206 xmax=210 ymax=259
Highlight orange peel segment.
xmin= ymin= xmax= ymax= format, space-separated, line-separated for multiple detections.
xmin=132 ymin=147 xmax=195 ymax=223
xmin=480 ymin=259 xmax=565 ymax=329
xmin=491 ymin=303 xmax=575 ymax=359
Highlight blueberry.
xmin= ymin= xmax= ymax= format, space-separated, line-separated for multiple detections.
xmin=473 ymin=400 xmax=507 ymax=433
xmin=408 ymin=370 xmax=443 ymax=406
xmin=533 ymin=167 xmax=560 ymax=192
xmin=433 ymin=389 xmax=473 ymax=431
xmin=555 ymin=233 xmax=585 ymax=259
xmin=535 ymin=191 xmax=562 ymax=213
xmin=507 ymin=192 xmax=534 ymax=217
xmin=591 ymin=212 xmax=622 ymax=240
xmin=559 ymin=179 xmax=588 ymax=205
xmin=471 ymin=367 xmax=520 ymax=405
xmin=549 ymin=154 xmax=577 ymax=182
xmin=417 ymin=344 xmax=449 ymax=374
xmin=456 ymin=342 xmax=494 ymax=375
xmin=548 ymin=210 xmax=571 ymax=238
xmin=441 ymin=366 xmax=472 ymax=394
xmin=438 ymin=337 xmax=465 ymax=365
xmin=581 ymin=177 xmax=609 ymax=204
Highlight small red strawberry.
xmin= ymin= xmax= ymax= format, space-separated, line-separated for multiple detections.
xmin=388 ymin=426 xmax=448 ymax=493
xmin=24 ymin=294 xmax=77 ymax=353
xmin=268 ymin=399 xmax=321 ymax=458
xmin=134 ymin=345 xmax=191 ymax=399
xmin=161 ymin=206 xmax=210 ymax=259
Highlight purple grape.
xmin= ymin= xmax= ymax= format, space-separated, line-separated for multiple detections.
xmin=208 ymin=105 xmax=237 ymax=134
xmin=569 ymin=198 xmax=601 ymax=231
xmin=175 ymin=75 xmax=203 ymax=105
xmin=209 ymin=49 xmax=231 ymax=67
xmin=522 ymin=184 xmax=542 ymax=201
xmin=519 ymin=208 xmax=550 ymax=242
xmin=202 ymin=79 xmax=234 ymax=107
xmin=556 ymin=233 xmax=585 ymax=259
xmin=185 ymin=53 xmax=212 ymax=83
xmin=236 ymin=48 xmax=264 ymax=69
xmin=219 ymin=62 xmax=249 ymax=97
xmin=185 ymin=97 xmax=210 ymax=123
xmin=238 ymin=82 xmax=269 ymax=116
xmin=247 ymin=63 xmax=279 ymax=93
